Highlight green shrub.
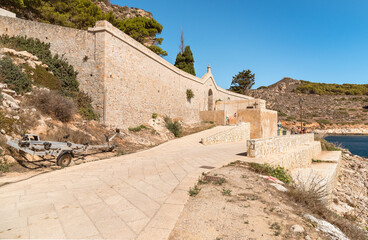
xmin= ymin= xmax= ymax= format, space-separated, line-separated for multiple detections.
xmin=316 ymin=119 xmax=332 ymax=127
xmin=128 ymin=125 xmax=147 ymax=132
xmin=24 ymin=65 xmax=62 ymax=90
xmin=0 ymin=111 xmax=16 ymax=134
xmin=0 ymin=57 xmax=32 ymax=94
xmin=286 ymin=116 xmax=296 ymax=121
xmin=0 ymin=150 xmax=9 ymax=173
xmin=152 ymin=113 xmax=158 ymax=119
xmin=295 ymin=81 xmax=368 ymax=95
xmin=75 ymin=92 xmax=99 ymax=120
xmin=248 ymin=162 xmax=292 ymax=184
xmin=0 ymin=35 xmax=79 ymax=96
xmin=276 ymin=110 xmax=287 ymax=117
xmin=320 ymin=139 xmax=340 ymax=151
xmin=164 ymin=116 xmax=182 ymax=137
xmin=186 ymin=89 xmax=194 ymax=99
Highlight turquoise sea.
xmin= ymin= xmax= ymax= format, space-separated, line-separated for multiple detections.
xmin=325 ymin=135 xmax=368 ymax=158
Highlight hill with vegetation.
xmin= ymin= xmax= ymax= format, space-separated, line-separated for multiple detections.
xmin=0 ymin=0 xmax=167 ymax=56
xmin=248 ymin=78 xmax=368 ymax=131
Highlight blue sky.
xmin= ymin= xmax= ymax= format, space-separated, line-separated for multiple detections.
xmin=110 ymin=0 xmax=368 ymax=89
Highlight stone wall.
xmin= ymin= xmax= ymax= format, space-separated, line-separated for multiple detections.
xmin=237 ymin=109 xmax=278 ymax=139
xmin=247 ymin=134 xmax=315 ymax=158
xmin=0 ymin=16 xmax=259 ymax=128
xmin=247 ymin=134 xmax=322 ymax=170
xmin=89 ymin=21 xmax=254 ymax=128
xmin=201 ymin=123 xmax=250 ymax=145
xmin=0 ymin=8 xmax=16 ymax=18
xmin=199 ymin=111 xmax=225 ymax=125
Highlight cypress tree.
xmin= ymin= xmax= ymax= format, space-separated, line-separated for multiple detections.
xmin=174 ymin=46 xmax=196 ymax=76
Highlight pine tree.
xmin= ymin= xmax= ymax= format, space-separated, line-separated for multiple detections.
xmin=229 ymin=69 xmax=255 ymax=94
xmin=174 ymin=46 xmax=196 ymax=76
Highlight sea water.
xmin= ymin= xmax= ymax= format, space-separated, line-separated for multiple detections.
xmin=325 ymin=135 xmax=368 ymax=158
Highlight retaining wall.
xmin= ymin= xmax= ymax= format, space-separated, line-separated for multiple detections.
xmin=0 ymin=8 xmax=16 ymax=18
xmin=247 ymin=134 xmax=321 ymax=170
xmin=0 ymin=16 xmax=258 ymax=128
xmin=201 ymin=123 xmax=250 ymax=145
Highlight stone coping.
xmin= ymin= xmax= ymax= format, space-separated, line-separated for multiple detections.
xmin=88 ymin=20 xmax=252 ymax=100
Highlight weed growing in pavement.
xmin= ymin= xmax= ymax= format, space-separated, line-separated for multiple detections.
xmin=188 ymin=184 xmax=200 ymax=197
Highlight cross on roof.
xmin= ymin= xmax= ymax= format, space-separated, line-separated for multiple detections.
xmin=253 ymin=102 xmax=258 ymax=108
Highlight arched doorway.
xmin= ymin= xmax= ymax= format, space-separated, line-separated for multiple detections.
xmin=208 ymin=89 xmax=213 ymax=111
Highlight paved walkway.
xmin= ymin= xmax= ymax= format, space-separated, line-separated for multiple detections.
xmin=0 ymin=127 xmax=248 ymax=239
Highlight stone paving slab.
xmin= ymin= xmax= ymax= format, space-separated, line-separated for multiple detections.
xmin=0 ymin=126 xmax=248 ymax=239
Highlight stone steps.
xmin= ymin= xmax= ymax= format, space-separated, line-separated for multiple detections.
xmin=291 ymin=151 xmax=341 ymax=203
xmin=248 ymin=140 xmax=322 ymax=170
xmin=313 ymin=151 xmax=342 ymax=163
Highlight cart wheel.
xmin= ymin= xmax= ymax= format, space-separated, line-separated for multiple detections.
xmin=56 ymin=152 xmax=72 ymax=167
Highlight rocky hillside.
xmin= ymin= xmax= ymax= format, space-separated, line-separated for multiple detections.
xmin=92 ymin=0 xmax=152 ymax=19
xmin=248 ymin=78 xmax=368 ymax=131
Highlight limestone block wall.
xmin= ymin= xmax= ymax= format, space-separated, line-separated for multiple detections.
xmin=201 ymin=123 xmax=250 ymax=145
xmin=237 ymin=109 xmax=278 ymax=139
xmin=199 ymin=111 xmax=225 ymax=125
xmin=0 ymin=17 xmax=260 ymax=128
xmin=247 ymin=134 xmax=315 ymax=158
xmin=88 ymin=21 xmax=254 ymax=128
xmin=247 ymin=134 xmax=322 ymax=170
xmin=0 ymin=8 xmax=16 ymax=18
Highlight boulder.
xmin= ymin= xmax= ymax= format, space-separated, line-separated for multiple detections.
xmin=18 ymin=51 xmax=38 ymax=60
xmin=1 ymin=92 xmax=20 ymax=110
xmin=2 ymin=89 xmax=16 ymax=95
xmin=291 ymin=224 xmax=304 ymax=233
xmin=26 ymin=59 xmax=36 ymax=69
xmin=4 ymin=155 xmax=17 ymax=164
xmin=270 ymin=183 xmax=288 ymax=192
xmin=0 ymin=83 xmax=7 ymax=89
xmin=303 ymin=214 xmax=349 ymax=240
xmin=1 ymin=48 xmax=17 ymax=55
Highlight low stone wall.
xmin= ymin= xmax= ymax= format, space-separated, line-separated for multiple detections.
xmin=201 ymin=123 xmax=250 ymax=145
xmin=0 ymin=8 xmax=16 ymax=18
xmin=247 ymin=134 xmax=322 ymax=170
xmin=247 ymin=134 xmax=315 ymax=158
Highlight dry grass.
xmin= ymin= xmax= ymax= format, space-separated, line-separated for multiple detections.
xmin=27 ymin=89 xmax=75 ymax=122
xmin=39 ymin=125 xmax=98 ymax=145
xmin=288 ymin=174 xmax=367 ymax=240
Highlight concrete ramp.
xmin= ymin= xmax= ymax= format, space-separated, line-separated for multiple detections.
xmin=201 ymin=123 xmax=250 ymax=145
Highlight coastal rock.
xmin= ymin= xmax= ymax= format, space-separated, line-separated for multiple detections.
xmin=314 ymin=128 xmax=368 ymax=135
xmin=303 ymin=214 xmax=349 ymax=240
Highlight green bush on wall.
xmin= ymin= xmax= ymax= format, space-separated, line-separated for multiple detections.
xmin=186 ymin=89 xmax=194 ymax=100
